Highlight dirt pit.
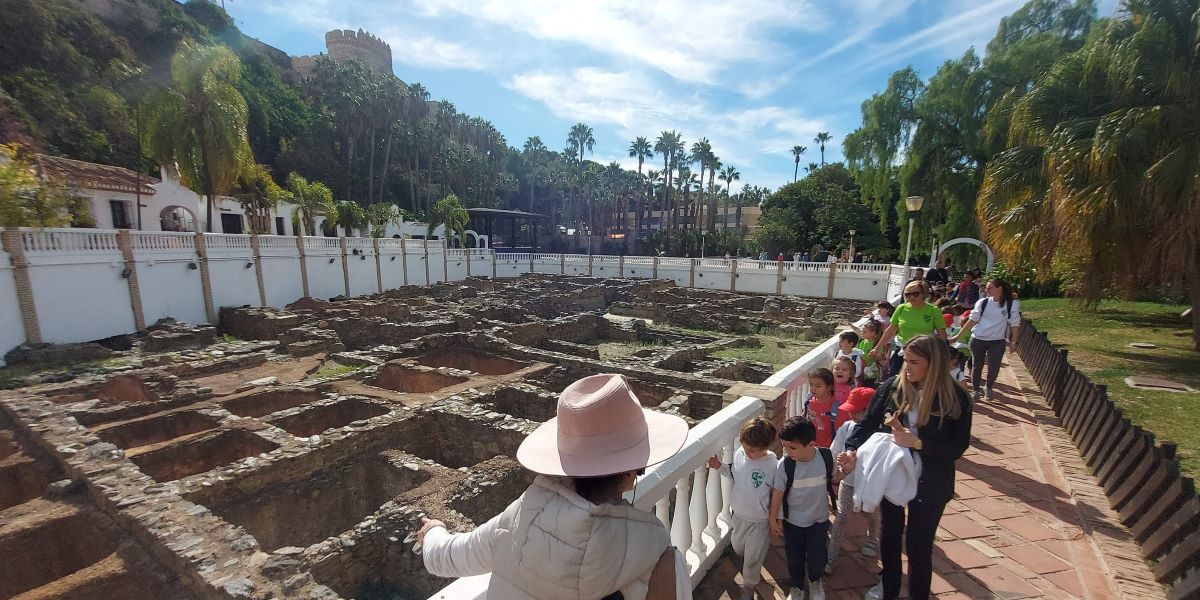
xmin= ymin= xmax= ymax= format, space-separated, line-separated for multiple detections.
xmin=131 ymin=429 xmax=278 ymax=482
xmin=271 ymin=399 xmax=390 ymax=437
xmin=221 ymin=387 xmax=323 ymax=418
xmin=93 ymin=411 xmax=219 ymax=450
xmin=198 ymin=451 xmax=432 ymax=551
xmin=414 ymin=348 xmax=529 ymax=375
xmin=373 ymin=364 xmax=467 ymax=393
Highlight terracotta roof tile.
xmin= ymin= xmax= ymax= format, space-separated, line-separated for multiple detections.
xmin=34 ymin=154 xmax=158 ymax=196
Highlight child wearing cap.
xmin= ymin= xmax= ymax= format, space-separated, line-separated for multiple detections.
xmin=826 ymin=387 xmax=882 ymax=573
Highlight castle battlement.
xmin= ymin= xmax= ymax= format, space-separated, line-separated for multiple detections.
xmin=291 ymin=28 xmax=392 ymax=77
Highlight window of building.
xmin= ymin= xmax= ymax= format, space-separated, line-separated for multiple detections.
xmin=109 ymin=200 xmax=131 ymax=229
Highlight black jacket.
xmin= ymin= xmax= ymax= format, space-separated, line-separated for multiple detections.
xmin=845 ymin=376 xmax=972 ymax=504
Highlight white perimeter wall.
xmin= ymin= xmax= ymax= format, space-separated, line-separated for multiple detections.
xmin=0 ymin=247 xmax=25 ymax=365
xmin=0 ymin=228 xmax=899 ymax=357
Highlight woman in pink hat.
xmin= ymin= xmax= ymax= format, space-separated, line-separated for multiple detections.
xmin=419 ymin=373 xmax=690 ymax=599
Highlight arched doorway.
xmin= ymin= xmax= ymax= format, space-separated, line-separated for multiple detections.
xmin=159 ymin=206 xmax=197 ymax=232
xmin=934 ymin=237 xmax=995 ymax=272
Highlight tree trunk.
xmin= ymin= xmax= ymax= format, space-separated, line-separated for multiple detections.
xmin=378 ymin=123 xmax=395 ymax=203
xmin=368 ymin=128 xmax=377 ymax=204
xmin=1189 ymin=268 xmax=1200 ymax=352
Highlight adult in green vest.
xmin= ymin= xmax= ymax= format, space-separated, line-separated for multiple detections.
xmin=870 ymin=281 xmax=946 ymax=374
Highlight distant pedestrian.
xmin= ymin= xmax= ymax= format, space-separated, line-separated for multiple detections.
xmin=950 ymin=272 xmax=979 ymax=310
xmin=801 ymin=252 xmax=810 ymax=262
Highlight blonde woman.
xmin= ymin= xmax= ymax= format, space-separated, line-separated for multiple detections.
xmin=836 ymin=336 xmax=972 ymax=600
xmin=871 ymin=280 xmax=946 ymax=375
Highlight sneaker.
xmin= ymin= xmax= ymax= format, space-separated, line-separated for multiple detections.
xmin=787 ymin=587 xmax=806 ymax=600
xmin=738 ymin=584 xmax=755 ymax=600
xmin=972 ymin=387 xmax=982 ymax=401
xmin=864 ymin=582 xmax=884 ymax=600
xmin=862 ymin=539 xmax=878 ymax=557
xmin=809 ymin=580 xmax=826 ymax=600
xmin=824 ymin=559 xmax=834 ymax=575
xmin=984 ymin=386 xmax=994 ymax=400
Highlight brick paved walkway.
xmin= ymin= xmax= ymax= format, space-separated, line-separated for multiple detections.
xmin=695 ymin=352 xmax=1163 ymax=600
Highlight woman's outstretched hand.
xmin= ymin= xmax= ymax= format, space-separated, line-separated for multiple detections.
xmin=417 ymin=517 xmax=445 ymax=545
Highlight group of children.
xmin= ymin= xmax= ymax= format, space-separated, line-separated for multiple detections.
xmin=709 ymin=361 xmax=881 ymax=599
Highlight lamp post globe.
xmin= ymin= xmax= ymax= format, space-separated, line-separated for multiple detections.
xmin=903 ymin=195 xmax=924 ymax=270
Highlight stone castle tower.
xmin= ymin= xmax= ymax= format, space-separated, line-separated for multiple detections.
xmin=292 ymin=29 xmax=392 ymax=76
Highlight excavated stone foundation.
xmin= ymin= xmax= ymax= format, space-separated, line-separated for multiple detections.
xmin=0 ymin=274 xmax=869 ymax=599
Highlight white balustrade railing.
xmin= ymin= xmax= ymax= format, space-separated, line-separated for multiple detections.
xmin=202 ymin=233 xmax=252 ymax=249
xmin=258 ymin=235 xmax=299 ymax=250
xmin=303 ymin=236 xmax=342 ymax=250
xmin=130 ymin=231 xmax=195 ymax=251
xmin=22 ymin=228 xmax=120 ymax=254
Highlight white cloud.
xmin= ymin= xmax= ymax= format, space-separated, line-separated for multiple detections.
xmin=505 ymin=67 xmax=827 ymax=180
xmin=407 ymin=0 xmax=828 ymax=84
xmin=374 ymin=27 xmax=493 ymax=71
xmin=850 ymin=0 xmax=1024 ymax=71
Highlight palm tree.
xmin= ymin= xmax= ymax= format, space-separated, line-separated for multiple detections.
xmin=813 ymin=132 xmax=832 ymax=165
xmin=286 ymin=172 xmax=335 ymax=237
xmin=979 ymin=0 xmax=1200 ymax=349
xmin=654 ymin=130 xmax=683 ymax=232
xmin=430 ymin=193 xmax=469 ymax=248
xmin=335 ymin=200 xmax=366 ymax=237
xmin=805 ymin=162 xmax=820 ymax=175
xmin=567 ymin=123 xmax=595 ymax=237
xmin=142 ymin=41 xmax=253 ymax=232
xmin=790 ymin=145 xmax=807 ymax=182
xmin=628 ymin=136 xmax=652 ymax=236
xmin=690 ymin=138 xmax=712 ymax=230
xmin=567 ymin=123 xmax=596 ymax=163
xmin=719 ymin=165 xmax=741 ymax=227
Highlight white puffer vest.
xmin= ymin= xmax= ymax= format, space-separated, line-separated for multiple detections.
xmin=487 ymin=475 xmax=670 ymax=600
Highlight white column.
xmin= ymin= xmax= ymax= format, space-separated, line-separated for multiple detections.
xmin=670 ymin=476 xmax=692 ymax=551
xmin=704 ymin=453 xmax=723 ymax=538
xmin=689 ymin=467 xmax=708 ymax=556
xmin=720 ymin=435 xmax=736 ymax=523
xmin=656 ymin=497 xmax=671 ymax=532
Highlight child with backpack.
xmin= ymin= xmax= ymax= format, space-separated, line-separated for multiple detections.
xmin=770 ymin=416 xmax=835 ymax=600
xmin=707 ymin=417 xmax=779 ymax=600
xmin=803 ymin=368 xmax=849 ymax=449
xmin=826 ymin=387 xmax=881 ymax=573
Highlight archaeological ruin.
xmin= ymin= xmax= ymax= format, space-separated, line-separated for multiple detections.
xmin=0 ymin=274 xmax=869 ymax=599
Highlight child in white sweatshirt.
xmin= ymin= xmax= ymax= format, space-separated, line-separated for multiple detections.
xmin=708 ymin=417 xmax=779 ymax=600
xmin=827 ymin=387 xmax=882 ymax=573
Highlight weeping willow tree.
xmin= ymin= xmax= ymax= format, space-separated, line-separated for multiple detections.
xmin=844 ymin=0 xmax=1096 ymax=261
xmin=980 ymin=0 xmax=1200 ymax=349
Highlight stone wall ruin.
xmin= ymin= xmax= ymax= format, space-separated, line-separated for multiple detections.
xmin=0 ymin=274 xmax=868 ymax=599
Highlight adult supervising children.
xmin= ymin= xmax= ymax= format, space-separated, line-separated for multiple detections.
xmin=952 ymin=278 xmax=1021 ymax=401
xmin=419 ymin=374 xmax=686 ymax=599
xmin=870 ymin=281 xmax=945 ymax=375
xmin=837 ymin=336 xmax=972 ymax=600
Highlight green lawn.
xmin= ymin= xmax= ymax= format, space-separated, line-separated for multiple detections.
xmin=1021 ymin=298 xmax=1200 ymax=476
xmin=712 ymin=336 xmax=820 ymax=371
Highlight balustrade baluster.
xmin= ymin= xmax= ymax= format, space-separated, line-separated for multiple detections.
xmin=720 ymin=437 xmax=735 ymax=524
xmin=689 ymin=466 xmax=708 ymax=556
xmin=656 ymin=497 xmax=671 ymax=532
xmin=704 ymin=449 xmax=723 ymax=538
xmin=670 ymin=476 xmax=692 ymax=551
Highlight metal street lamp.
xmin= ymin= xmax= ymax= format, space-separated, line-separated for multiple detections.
xmin=903 ymin=195 xmax=924 ymax=270
xmin=848 ymin=229 xmax=856 ymax=263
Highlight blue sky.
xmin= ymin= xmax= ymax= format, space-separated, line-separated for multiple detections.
xmin=225 ymin=0 xmax=1119 ymax=192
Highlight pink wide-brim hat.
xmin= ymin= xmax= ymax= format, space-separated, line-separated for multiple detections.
xmin=516 ymin=374 xmax=689 ymax=477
